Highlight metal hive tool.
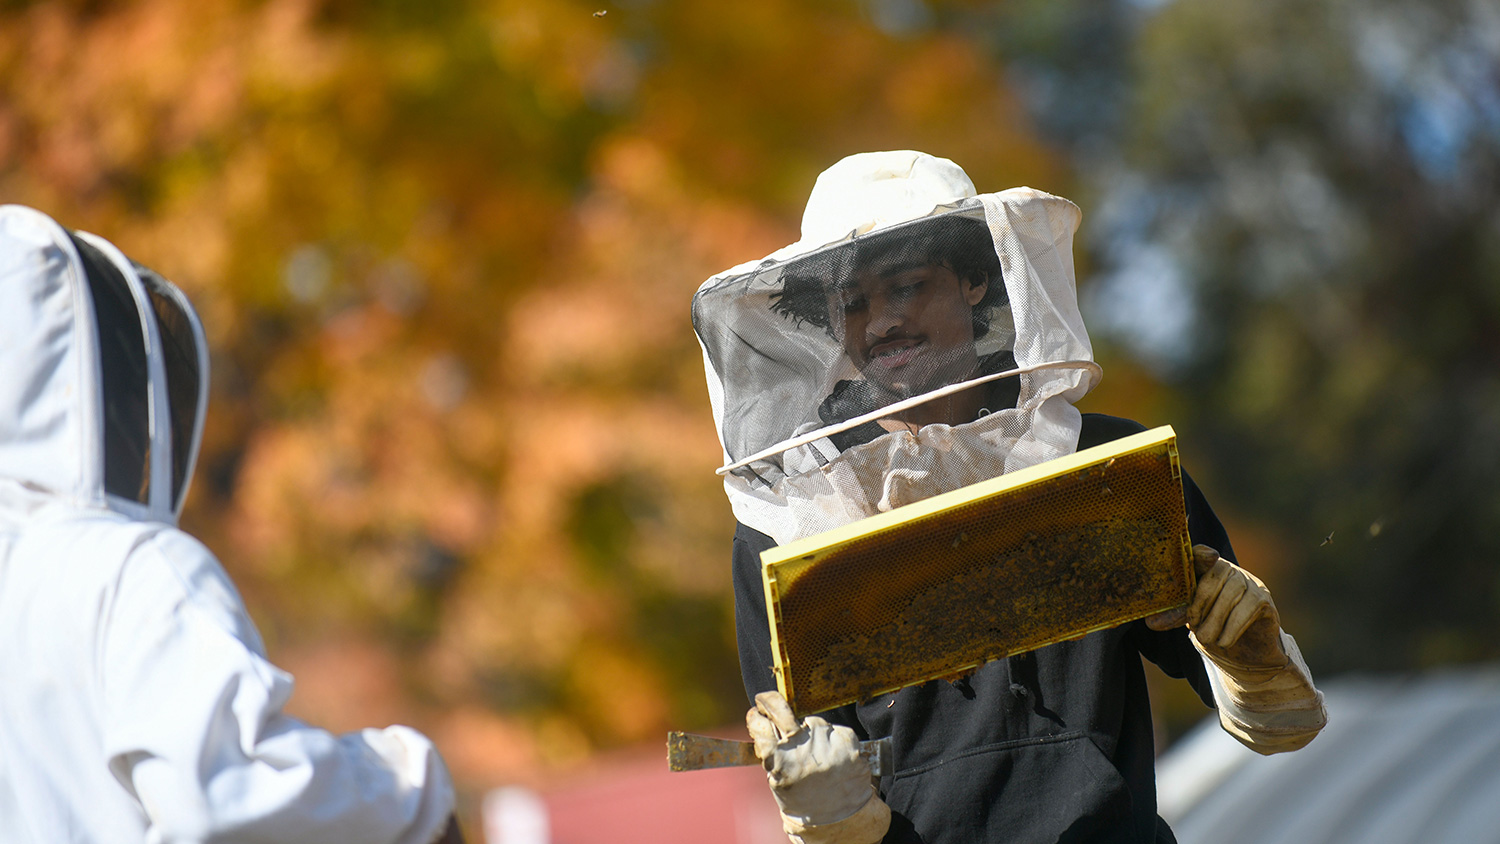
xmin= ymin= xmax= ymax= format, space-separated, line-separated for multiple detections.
xmin=761 ymin=426 xmax=1195 ymax=718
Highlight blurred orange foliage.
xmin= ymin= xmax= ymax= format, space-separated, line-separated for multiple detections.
xmin=0 ymin=0 xmax=1063 ymax=795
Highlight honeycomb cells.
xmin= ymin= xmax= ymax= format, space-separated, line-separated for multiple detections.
xmin=767 ymin=439 xmax=1193 ymax=716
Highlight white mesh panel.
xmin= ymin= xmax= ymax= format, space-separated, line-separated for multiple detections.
xmin=691 ymin=155 xmax=1099 ymax=546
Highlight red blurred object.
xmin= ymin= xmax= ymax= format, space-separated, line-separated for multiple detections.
xmin=484 ymin=748 xmax=784 ymax=844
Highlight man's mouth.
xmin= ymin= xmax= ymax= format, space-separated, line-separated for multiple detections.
xmin=868 ymin=338 xmax=923 ymax=368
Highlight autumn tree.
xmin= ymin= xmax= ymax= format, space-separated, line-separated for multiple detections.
xmin=0 ymin=0 xmax=1063 ymax=790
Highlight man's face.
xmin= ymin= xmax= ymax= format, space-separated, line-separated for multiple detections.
xmin=827 ymin=258 xmax=987 ymax=400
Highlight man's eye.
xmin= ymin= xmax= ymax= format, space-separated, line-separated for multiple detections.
xmin=842 ymin=297 xmax=867 ymax=314
xmin=893 ymin=281 xmax=924 ymax=299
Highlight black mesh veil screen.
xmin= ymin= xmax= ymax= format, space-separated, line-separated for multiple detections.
xmin=692 ymin=207 xmax=1018 ymax=471
xmin=133 ymin=262 xmax=202 ymax=510
xmin=70 ymin=233 xmax=151 ymax=504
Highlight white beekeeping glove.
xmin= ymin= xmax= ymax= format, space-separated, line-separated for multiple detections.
xmin=1149 ymin=545 xmax=1327 ymax=754
xmin=746 ymin=691 xmax=890 ymax=844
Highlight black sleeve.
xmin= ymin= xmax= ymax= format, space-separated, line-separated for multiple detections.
xmin=733 ymin=521 xmax=780 ymax=703
xmin=732 ymin=521 xmax=866 ymax=734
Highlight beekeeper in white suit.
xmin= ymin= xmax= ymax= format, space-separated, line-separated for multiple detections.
xmin=0 ymin=205 xmax=463 ymax=844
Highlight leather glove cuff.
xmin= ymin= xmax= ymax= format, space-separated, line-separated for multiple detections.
xmin=783 ymin=787 xmax=891 ymax=844
xmin=1195 ymin=630 xmax=1328 ymax=754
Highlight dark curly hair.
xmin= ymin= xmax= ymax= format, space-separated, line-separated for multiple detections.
xmin=769 ymin=212 xmax=1007 ymax=339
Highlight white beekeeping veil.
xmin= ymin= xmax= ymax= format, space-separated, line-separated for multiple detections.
xmin=691 ymin=152 xmax=1099 ymax=545
xmin=0 ymin=204 xmax=210 ymax=526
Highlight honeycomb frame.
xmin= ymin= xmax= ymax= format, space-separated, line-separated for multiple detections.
xmin=761 ymin=426 xmax=1194 ymax=717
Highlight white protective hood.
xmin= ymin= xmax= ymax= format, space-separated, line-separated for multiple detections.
xmin=0 ymin=205 xmax=454 ymax=844
xmin=692 ymin=152 xmax=1100 ymax=545
xmin=0 ymin=203 xmax=207 ymax=527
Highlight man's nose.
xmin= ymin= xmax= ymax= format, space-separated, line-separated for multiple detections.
xmin=865 ymin=295 xmax=905 ymax=339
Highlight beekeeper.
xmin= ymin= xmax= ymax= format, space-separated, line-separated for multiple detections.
xmin=691 ymin=152 xmax=1328 ymax=844
xmin=0 ymin=205 xmax=463 ymax=844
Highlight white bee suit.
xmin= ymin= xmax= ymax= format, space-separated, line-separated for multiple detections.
xmin=0 ymin=205 xmax=455 ymax=844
